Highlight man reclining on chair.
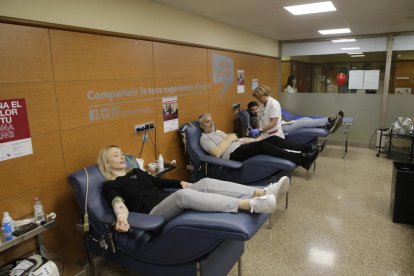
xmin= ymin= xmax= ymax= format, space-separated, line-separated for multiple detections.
xmin=247 ymin=101 xmax=344 ymax=137
xmin=98 ymin=145 xmax=290 ymax=232
xmin=198 ymin=113 xmax=319 ymax=170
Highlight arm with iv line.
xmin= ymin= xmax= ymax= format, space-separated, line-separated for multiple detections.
xmin=112 ymin=196 xmax=130 ymax=232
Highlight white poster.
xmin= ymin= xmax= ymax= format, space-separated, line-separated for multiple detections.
xmin=237 ymin=70 xmax=245 ymax=93
xmin=162 ymin=96 xmax=179 ymax=133
xmin=349 ymin=70 xmax=380 ymax=90
xmin=363 ymin=70 xmax=380 ymax=90
xmin=348 ymin=70 xmax=364 ymax=89
xmin=252 ymin=79 xmax=259 ymax=91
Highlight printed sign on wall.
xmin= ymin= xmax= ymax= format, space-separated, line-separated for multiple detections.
xmin=0 ymin=98 xmax=33 ymax=161
xmin=237 ymin=70 xmax=245 ymax=93
xmin=162 ymin=96 xmax=179 ymax=133
xmin=252 ymin=79 xmax=259 ymax=91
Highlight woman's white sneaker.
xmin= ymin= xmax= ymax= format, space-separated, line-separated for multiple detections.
xmin=264 ymin=176 xmax=291 ymax=204
xmin=250 ymin=195 xmax=276 ymax=213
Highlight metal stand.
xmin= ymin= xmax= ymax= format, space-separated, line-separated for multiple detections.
xmin=84 ymin=233 xmax=96 ymax=276
xmin=238 ymin=257 xmax=242 ymax=276
xmin=342 ymin=122 xmax=352 ymax=159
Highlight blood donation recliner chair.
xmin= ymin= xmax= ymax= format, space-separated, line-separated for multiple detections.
xmin=179 ymin=121 xmax=296 ymax=185
xmin=67 ymin=156 xmax=270 ymax=276
xmin=281 ymin=109 xmax=330 ymax=145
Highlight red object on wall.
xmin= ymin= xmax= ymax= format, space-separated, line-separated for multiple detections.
xmin=0 ymin=98 xmax=30 ymax=144
xmin=336 ymin=73 xmax=348 ymax=86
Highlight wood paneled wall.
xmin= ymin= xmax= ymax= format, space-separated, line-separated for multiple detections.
xmin=0 ymin=22 xmax=279 ymax=270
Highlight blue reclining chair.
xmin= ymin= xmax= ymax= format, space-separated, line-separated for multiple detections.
xmin=67 ymin=157 xmax=270 ymax=276
xmin=179 ymin=121 xmax=296 ymax=186
xmin=281 ymin=109 xmax=329 ymax=145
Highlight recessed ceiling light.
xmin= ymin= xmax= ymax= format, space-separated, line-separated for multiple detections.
xmin=319 ymin=28 xmax=351 ymax=35
xmin=350 ymin=55 xmax=365 ymax=57
xmin=331 ymin=38 xmax=356 ymax=43
xmin=284 ymin=1 xmax=336 ymax=15
xmin=341 ymin=47 xmax=360 ymax=50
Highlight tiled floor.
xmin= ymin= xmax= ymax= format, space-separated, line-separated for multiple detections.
xmin=83 ymin=145 xmax=414 ymax=276
xmin=229 ymin=145 xmax=414 ymax=275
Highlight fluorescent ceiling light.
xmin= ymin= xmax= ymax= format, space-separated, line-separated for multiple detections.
xmin=332 ymin=38 xmax=356 ymax=43
xmin=341 ymin=47 xmax=360 ymax=50
xmin=284 ymin=1 xmax=336 ymax=15
xmin=347 ymin=52 xmax=363 ymax=55
xmin=350 ymin=55 xmax=365 ymax=57
xmin=319 ymin=28 xmax=351 ymax=35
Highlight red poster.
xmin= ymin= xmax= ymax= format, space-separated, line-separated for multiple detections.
xmin=0 ymin=98 xmax=33 ymax=161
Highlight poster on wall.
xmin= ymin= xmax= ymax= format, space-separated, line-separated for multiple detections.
xmin=0 ymin=98 xmax=33 ymax=161
xmin=252 ymin=79 xmax=259 ymax=91
xmin=237 ymin=70 xmax=245 ymax=93
xmin=162 ymin=96 xmax=179 ymax=133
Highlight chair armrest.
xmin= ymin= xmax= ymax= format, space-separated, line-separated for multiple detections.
xmin=163 ymin=211 xmax=269 ymax=241
xmin=100 ymin=213 xmax=165 ymax=231
xmin=199 ymin=155 xmax=243 ymax=169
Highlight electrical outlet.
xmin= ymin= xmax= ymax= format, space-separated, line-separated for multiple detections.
xmin=232 ymin=103 xmax=241 ymax=110
xmin=134 ymin=121 xmax=155 ymax=133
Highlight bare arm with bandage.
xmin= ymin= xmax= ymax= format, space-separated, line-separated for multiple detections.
xmin=112 ymin=196 xmax=130 ymax=232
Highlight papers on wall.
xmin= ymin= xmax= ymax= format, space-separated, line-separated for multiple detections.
xmin=162 ymin=96 xmax=178 ymax=133
xmin=395 ymin=88 xmax=412 ymax=95
xmin=363 ymin=70 xmax=380 ymax=89
xmin=348 ymin=70 xmax=380 ymax=90
xmin=237 ymin=70 xmax=245 ymax=93
xmin=252 ymin=79 xmax=258 ymax=91
xmin=348 ymin=70 xmax=364 ymax=89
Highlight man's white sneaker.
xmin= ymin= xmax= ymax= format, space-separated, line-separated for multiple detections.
xmin=250 ymin=195 xmax=276 ymax=214
xmin=264 ymin=176 xmax=291 ymax=203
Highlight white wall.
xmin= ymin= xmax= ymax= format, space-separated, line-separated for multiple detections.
xmin=0 ymin=0 xmax=279 ymax=57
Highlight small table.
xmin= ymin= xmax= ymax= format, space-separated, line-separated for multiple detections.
xmin=0 ymin=220 xmax=56 ymax=258
xmin=147 ymin=163 xmax=176 ymax=177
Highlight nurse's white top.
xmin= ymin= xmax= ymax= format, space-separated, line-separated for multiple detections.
xmin=284 ymin=85 xmax=297 ymax=94
xmin=258 ymin=96 xmax=285 ymax=139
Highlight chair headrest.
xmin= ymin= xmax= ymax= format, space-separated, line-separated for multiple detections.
xmin=179 ymin=121 xmax=208 ymax=167
xmin=67 ymin=154 xmax=139 ymax=221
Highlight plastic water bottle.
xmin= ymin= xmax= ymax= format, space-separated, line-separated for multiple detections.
xmin=158 ymin=154 xmax=164 ymax=170
xmin=34 ymin=197 xmax=46 ymax=225
xmin=2 ymin=212 xmax=14 ymax=241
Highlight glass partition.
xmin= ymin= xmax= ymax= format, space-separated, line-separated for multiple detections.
xmin=281 ymin=52 xmax=387 ymax=93
xmin=280 ymin=35 xmax=414 ymax=145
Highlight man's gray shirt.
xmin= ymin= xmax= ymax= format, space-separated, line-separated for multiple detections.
xmin=200 ymin=131 xmax=242 ymax=159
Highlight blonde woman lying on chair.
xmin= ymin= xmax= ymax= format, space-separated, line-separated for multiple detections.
xmin=97 ymin=145 xmax=290 ymax=232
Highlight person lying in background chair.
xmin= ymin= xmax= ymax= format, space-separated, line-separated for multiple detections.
xmin=247 ymin=101 xmax=344 ymax=136
xmin=98 ymin=145 xmax=291 ymax=232
xmin=198 ymin=113 xmax=319 ymax=170
xmin=249 ymin=85 xmax=344 ymax=139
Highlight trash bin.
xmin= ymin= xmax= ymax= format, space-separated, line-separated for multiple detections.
xmin=390 ymin=162 xmax=414 ymax=225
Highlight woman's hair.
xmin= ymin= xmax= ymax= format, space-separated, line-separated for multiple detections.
xmin=252 ymin=84 xmax=270 ymax=98
xmin=198 ymin=113 xmax=211 ymax=126
xmin=286 ymin=75 xmax=296 ymax=88
xmin=97 ymin=145 xmax=120 ymax=180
